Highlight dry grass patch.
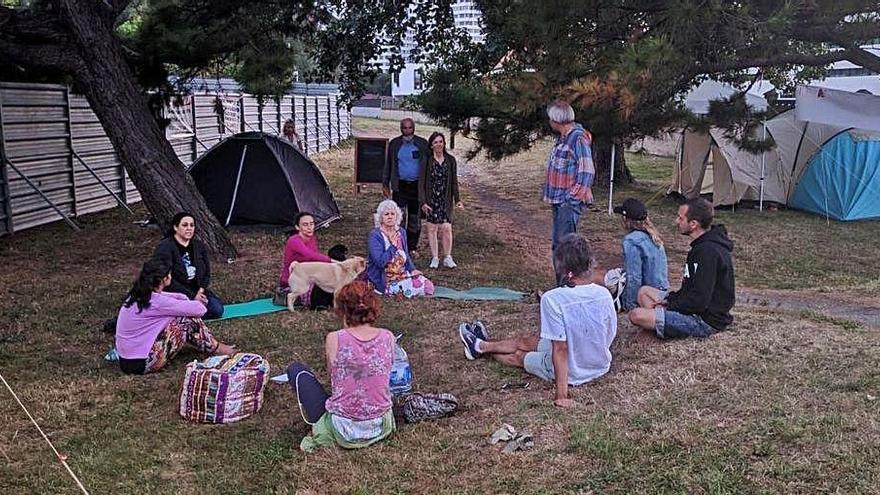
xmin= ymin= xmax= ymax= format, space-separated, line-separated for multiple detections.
xmin=0 ymin=118 xmax=878 ymax=493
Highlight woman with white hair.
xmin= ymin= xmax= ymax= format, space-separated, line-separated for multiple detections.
xmin=366 ymin=199 xmax=434 ymax=297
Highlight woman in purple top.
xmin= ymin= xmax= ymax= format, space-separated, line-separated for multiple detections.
xmin=287 ymin=280 xmax=396 ymax=451
xmin=365 ymin=199 xmax=434 ymax=298
xmin=275 ymin=212 xmax=335 ymax=308
xmin=115 ymin=259 xmax=235 ymax=375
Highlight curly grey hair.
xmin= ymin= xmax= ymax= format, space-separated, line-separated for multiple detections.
xmin=374 ymin=199 xmax=403 ymax=229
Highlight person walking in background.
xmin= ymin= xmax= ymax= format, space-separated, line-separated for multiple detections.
xmin=419 ymin=131 xmax=463 ymax=269
xmin=383 ymin=118 xmax=429 ymax=257
xmin=281 ymin=118 xmax=305 ymax=153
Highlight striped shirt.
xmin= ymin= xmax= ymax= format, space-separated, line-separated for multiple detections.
xmin=543 ymin=123 xmax=595 ymax=205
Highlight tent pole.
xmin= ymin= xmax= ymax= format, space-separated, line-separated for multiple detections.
xmin=607 ymin=142 xmax=616 ymax=215
xmin=226 ymin=145 xmax=248 ymax=226
xmin=678 ymin=130 xmax=685 ymax=194
xmin=759 ymin=122 xmax=766 ymax=212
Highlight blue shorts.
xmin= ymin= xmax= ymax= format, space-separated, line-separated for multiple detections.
xmin=654 ymin=308 xmax=715 ymax=339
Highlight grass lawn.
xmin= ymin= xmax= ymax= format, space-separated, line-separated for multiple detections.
xmin=1 ymin=117 xmax=879 ymax=494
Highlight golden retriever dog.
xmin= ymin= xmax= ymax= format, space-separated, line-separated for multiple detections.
xmin=286 ymin=256 xmax=366 ymax=311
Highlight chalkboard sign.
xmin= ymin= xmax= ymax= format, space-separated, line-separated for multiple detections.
xmin=354 ymin=138 xmax=388 ymax=192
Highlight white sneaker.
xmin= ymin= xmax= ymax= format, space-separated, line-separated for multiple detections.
xmin=429 ymin=257 xmax=440 ymax=269
xmin=443 ymin=256 xmax=457 ymax=268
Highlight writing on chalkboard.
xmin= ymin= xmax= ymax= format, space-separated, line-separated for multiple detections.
xmin=354 ymin=138 xmax=388 ymax=193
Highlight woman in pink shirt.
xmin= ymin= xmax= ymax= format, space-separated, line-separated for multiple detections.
xmin=287 ymin=280 xmax=396 ymax=451
xmin=275 ymin=212 xmax=335 ymax=309
xmin=116 ymin=259 xmax=235 ymax=374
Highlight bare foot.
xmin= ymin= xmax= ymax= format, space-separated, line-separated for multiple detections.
xmin=214 ymin=343 xmax=237 ymax=355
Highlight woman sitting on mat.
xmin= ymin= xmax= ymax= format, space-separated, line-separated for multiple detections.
xmin=275 ymin=211 xmax=335 ymax=309
xmin=365 ymin=199 xmax=434 ymax=298
xmin=152 ymin=211 xmax=224 ymax=319
xmin=287 ymin=280 xmax=396 ymax=452
xmin=115 ymin=259 xmax=235 ymax=375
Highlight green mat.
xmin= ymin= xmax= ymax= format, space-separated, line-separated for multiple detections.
xmin=209 ymin=298 xmax=285 ymax=321
xmin=432 ymin=286 xmax=526 ymax=301
xmin=207 ymin=287 xmax=525 ymax=322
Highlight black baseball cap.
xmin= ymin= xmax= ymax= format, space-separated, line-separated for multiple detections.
xmin=613 ymin=198 xmax=648 ymax=220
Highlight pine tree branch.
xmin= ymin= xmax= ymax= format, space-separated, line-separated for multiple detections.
xmin=694 ymin=51 xmax=850 ymax=76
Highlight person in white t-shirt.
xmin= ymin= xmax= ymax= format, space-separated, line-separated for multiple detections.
xmin=458 ymin=233 xmax=617 ymax=407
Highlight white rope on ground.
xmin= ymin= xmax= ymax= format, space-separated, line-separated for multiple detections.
xmin=0 ymin=372 xmax=92 ymax=495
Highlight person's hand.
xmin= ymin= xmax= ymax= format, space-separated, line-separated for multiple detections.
xmin=195 ymin=289 xmax=208 ymax=305
xmin=412 ymin=269 xmax=422 ymax=277
xmin=382 ymin=185 xmax=391 ymax=199
xmin=421 ymin=204 xmax=433 ymax=214
xmin=554 ymin=398 xmax=576 ymax=408
xmin=456 ymin=202 xmax=464 ymax=209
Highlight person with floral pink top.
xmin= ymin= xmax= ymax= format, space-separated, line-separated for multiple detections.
xmin=286 ymin=280 xmax=396 ymax=451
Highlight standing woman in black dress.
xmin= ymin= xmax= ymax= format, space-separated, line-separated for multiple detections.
xmin=419 ymin=132 xmax=463 ymax=269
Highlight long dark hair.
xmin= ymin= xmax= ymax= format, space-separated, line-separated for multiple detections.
xmin=123 ymin=259 xmax=171 ymax=312
xmin=427 ymin=132 xmax=446 ymax=156
xmin=292 ymin=211 xmax=315 ymax=233
xmin=166 ymin=211 xmax=194 ymax=238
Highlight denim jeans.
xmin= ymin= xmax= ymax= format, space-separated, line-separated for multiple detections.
xmin=393 ymin=180 xmax=421 ymax=250
xmin=551 ymin=202 xmax=583 ymax=285
xmin=204 ymin=293 xmax=225 ymax=320
xmin=654 ymin=308 xmax=715 ymax=339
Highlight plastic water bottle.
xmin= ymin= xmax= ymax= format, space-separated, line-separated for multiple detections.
xmin=389 ymin=334 xmax=412 ymax=396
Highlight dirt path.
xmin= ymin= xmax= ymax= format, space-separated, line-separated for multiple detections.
xmin=460 ymin=168 xmax=880 ymax=328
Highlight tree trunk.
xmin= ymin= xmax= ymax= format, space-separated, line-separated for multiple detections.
xmin=59 ymin=0 xmax=237 ymax=259
xmin=592 ymin=135 xmax=632 ymax=187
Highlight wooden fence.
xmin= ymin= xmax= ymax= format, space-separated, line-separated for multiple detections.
xmin=0 ymin=81 xmax=351 ymax=235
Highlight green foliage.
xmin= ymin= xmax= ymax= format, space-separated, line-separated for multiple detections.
xmin=418 ymin=0 xmax=880 ymax=161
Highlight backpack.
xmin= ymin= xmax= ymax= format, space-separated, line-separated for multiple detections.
xmin=397 ymin=392 xmax=459 ymax=423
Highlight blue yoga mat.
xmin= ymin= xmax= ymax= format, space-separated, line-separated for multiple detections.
xmin=209 ymin=298 xmax=286 ymax=321
xmin=432 ymin=286 xmax=526 ymax=301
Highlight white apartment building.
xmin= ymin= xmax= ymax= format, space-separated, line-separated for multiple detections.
xmin=370 ymin=1 xmax=484 ymax=96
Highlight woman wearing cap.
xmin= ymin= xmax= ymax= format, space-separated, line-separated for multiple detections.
xmin=611 ymin=198 xmax=669 ymax=312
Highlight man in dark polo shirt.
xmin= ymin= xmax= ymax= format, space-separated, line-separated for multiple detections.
xmin=383 ymin=118 xmax=429 ymax=256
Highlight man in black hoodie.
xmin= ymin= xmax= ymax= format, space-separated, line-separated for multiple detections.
xmin=629 ymin=197 xmax=735 ymax=338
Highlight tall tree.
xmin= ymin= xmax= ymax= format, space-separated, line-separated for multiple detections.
xmin=0 ymin=0 xmax=416 ymax=257
xmin=418 ymin=1 xmax=880 ymax=181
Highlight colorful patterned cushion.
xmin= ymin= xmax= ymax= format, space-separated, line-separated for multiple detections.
xmin=179 ymin=353 xmax=270 ymax=424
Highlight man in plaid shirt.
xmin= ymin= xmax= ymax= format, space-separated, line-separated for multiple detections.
xmin=543 ymin=101 xmax=595 ymax=268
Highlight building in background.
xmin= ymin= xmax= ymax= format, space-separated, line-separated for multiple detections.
xmin=371 ymin=1 xmax=484 ymax=97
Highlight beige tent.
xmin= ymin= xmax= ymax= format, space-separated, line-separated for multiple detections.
xmin=669 ymin=127 xmax=783 ymax=206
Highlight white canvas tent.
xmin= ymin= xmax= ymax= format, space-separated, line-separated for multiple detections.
xmin=666 ymin=80 xmax=774 ymax=206
xmin=668 ymin=127 xmax=783 ymax=206
xmin=669 ymin=85 xmax=880 ymax=219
